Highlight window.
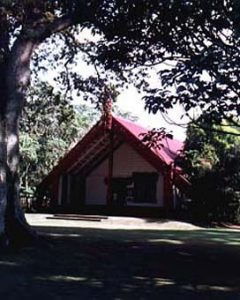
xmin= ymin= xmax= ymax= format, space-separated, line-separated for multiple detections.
xmin=111 ymin=177 xmax=132 ymax=206
xmin=110 ymin=172 xmax=158 ymax=205
xmin=132 ymin=172 xmax=158 ymax=203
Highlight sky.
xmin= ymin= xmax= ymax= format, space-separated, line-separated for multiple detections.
xmin=36 ymin=29 xmax=188 ymax=141
xmin=78 ymin=29 xmax=188 ymax=141
xmin=68 ymin=55 xmax=187 ymax=141
xmin=116 ymin=86 xmax=187 ymax=141
xmin=45 ymin=61 xmax=188 ymax=141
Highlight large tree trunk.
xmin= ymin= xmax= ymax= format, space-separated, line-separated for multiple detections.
xmin=0 ymin=12 xmax=75 ymax=247
xmin=0 ymin=116 xmax=7 ymax=245
xmin=0 ymin=36 xmax=38 ymax=247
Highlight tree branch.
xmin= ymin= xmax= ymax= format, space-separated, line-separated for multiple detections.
xmin=32 ymin=14 xmax=76 ymax=43
xmin=45 ymin=15 xmax=75 ymax=37
xmin=189 ymin=116 xmax=240 ymax=137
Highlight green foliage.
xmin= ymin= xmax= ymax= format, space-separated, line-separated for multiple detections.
xmin=183 ymin=120 xmax=240 ymax=223
xmin=1 ymin=1 xmax=239 ymax=127
xmin=1 ymin=0 xmax=239 ymax=217
xmin=19 ymin=80 xmax=138 ymax=205
xmin=19 ymin=81 xmax=98 ymax=202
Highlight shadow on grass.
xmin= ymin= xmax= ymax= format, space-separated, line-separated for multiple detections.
xmin=0 ymin=226 xmax=240 ymax=299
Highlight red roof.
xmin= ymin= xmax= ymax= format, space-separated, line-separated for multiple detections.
xmin=41 ymin=115 xmax=187 ymax=187
xmin=114 ymin=115 xmax=183 ymax=166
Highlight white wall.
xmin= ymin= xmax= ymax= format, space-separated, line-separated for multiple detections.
xmin=85 ymin=143 xmax=164 ymax=206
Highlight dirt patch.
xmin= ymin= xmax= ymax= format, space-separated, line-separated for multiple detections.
xmin=26 ymin=213 xmax=201 ymax=230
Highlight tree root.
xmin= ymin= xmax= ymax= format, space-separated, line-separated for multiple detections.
xmin=4 ymin=216 xmax=40 ymax=248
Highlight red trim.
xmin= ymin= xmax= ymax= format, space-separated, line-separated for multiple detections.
xmin=113 ymin=115 xmax=183 ymax=165
xmin=41 ymin=120 xmax=105 ymax=187
xmin=112 ymin=118 xmax=168 ymax=173
xmin=41 ymin=115 xmax=189 ymax=202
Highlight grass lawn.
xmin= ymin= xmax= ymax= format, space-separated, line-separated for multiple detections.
xmin=0 ymin=224 xmax=240 ymax=299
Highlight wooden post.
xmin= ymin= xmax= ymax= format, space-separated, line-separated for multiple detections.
xmin=102 ymin=96 xmax=113 ymax=207
xmin=106 ymin=128 xmax=114 ymax=207
xmin=163 ymin=167 xmax=174 ymax=216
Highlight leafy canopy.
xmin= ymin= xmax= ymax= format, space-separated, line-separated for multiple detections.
xmin=1 ymin=1 xmax=239 ymax=129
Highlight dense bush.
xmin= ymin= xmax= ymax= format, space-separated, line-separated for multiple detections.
xmin=182 ymin=121 xmax=240 ymax=223
xmin=20 ymin=81 xmax=99 ymax=209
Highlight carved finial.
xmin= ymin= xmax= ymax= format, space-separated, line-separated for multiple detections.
xmin=102 ymin=89 xmax=113 ymax=131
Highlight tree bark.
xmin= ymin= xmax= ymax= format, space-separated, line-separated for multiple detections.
xmin=0 ymin=36 xmax=38 ymax=247
xmin=0 ymin=116 xmax=7 ymax=245
xmin=0 ymin=14 xmax=77 ymax=247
